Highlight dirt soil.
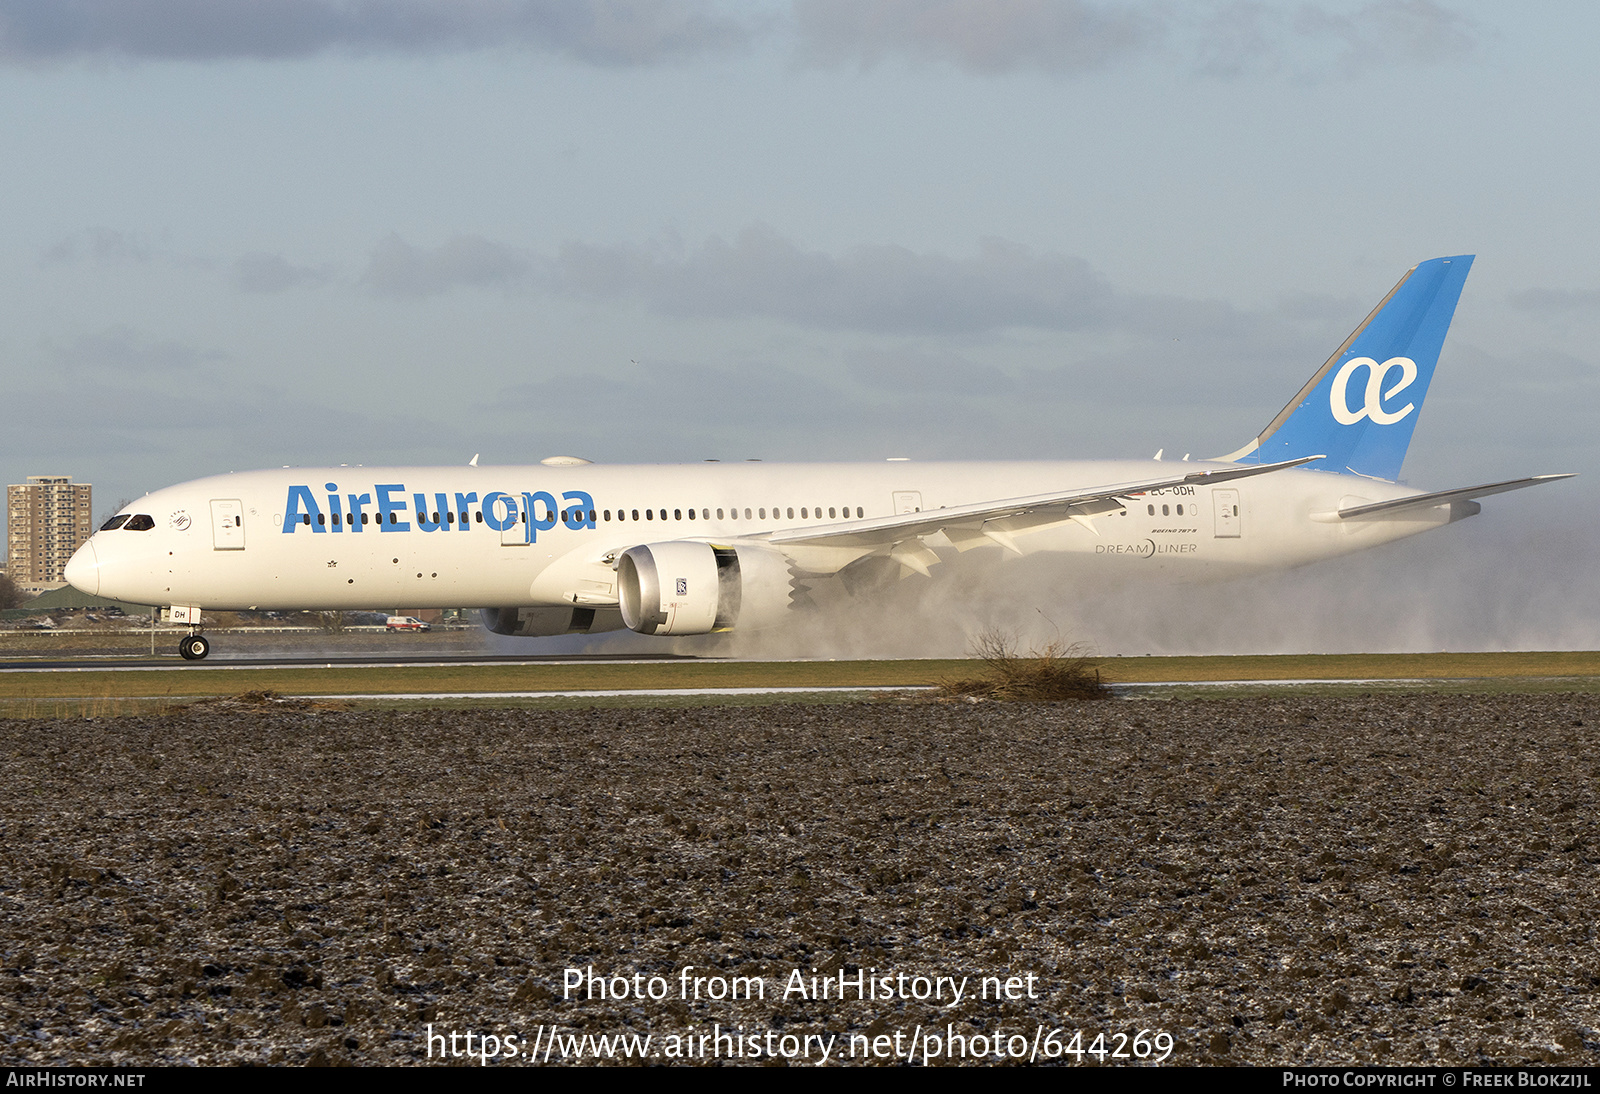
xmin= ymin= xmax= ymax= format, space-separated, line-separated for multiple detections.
xmin=1 ymin=693 xmax=1596 ymax=1067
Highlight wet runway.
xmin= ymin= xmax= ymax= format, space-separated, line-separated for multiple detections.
xmin=0 ymin=653 xmax=708 ymax=672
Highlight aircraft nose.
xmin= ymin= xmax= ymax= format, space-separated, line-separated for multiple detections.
xmin=65 ymin=541 xmax=99 ymax=597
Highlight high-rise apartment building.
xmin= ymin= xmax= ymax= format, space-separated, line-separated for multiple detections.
xmin=6 ymin=475 xmax=93 ymax=592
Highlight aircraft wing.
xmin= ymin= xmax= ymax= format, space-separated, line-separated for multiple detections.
xmin=764 ymin=455 xmax=1324 ymax=551
xmin=1331 ymin=474 xmax=1575 ymax=520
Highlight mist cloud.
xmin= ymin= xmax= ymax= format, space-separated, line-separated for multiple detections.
xmin=1508 ymin=287 xmax=1600 ymax=313
xmin=1294 ymin=0 xmax=1477 ymax=72
xmin=39 ymin=228 xmax=152 ymax=266
xmin=793 ymin=0 xmax=1157 ymax=75
xmin=233 ymin=251 xmax=331 ymax=293
xmin=365 ymin=223 xmax=1347 ymax=416
xmin=554 ymin=224 xmax=1117 ymax=333
xmin=1196 ymin=0 xmax=1477 ymax=78
xmin=0 ymin=0 xmax=755 ymax=65
xmin=547 ymin=224 xmax=1340 ymax=392
xmin=848 ymin=347 xmax=1015 ymax=396
xmin=795 ymin=0 xmax=1477 ymax=77
xmin=46 ymin=326 xmax=228 ymax=374
xmin=0 ymin=0 xmax=1476 ymax=77
xmin=362 ymin=233 xmax=535 ymax=297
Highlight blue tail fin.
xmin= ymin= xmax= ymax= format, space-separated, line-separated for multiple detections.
xmin=1227 ymin=255 xmax=1473 ymax=481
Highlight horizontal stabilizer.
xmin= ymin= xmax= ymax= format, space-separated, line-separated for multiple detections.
xmin=1332 ymin=474 xmax=1574 ymax=520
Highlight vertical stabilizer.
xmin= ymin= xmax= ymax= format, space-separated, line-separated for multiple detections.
xmin=1225 ymin=255 xmax=1473 ymax=481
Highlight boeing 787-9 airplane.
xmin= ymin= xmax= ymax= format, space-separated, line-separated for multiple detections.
xmin=65 ymin=255 xmax=1570 ymax=659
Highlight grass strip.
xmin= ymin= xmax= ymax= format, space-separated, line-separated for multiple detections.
xmin=3 ymin=651 xmax=1600 ymax=702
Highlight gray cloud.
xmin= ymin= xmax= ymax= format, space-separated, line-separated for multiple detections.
xmin=1439 ymin=344 xmax=1599 ymax=399
xmin=481 ymin=353 xmax=1072 ymax=467
xmin=0 ymin=0 xmax=1476 ymax=76
xmin=848 ymin=347 xmax=1014 ymax=395
xmin=553 ymin=224 xmax=1117 ymax=333
xmin=233 ymin=251 xmax=332 ymax=293
xmin=39 ymin=227 xmax=152 ymax=266
xmin=792 ymin=0 xmax=1157 ymax=75
xmin=1508 ymin=287 xmax=1600 ymax=313
xmin=793 ymin=0 xmax=1477 ymax=78
xmin=47 ymin=326 xmax=228 ymax=373
xmin=485 ymin=357 xmax=895 ymax=462
xmin=1295 ymin=0 xmax=1477 ymax=71
xmin=1271 ymin=289 xmax=1363 ymax=322
xmin=362 ymin=233 xmax=535 ymax=297
xmin=497 ymin=357 xmax=867 ymax=427
xmin=0 ymin=0 xmax=754 ymax=65
xmin=0 ymin=373 xmax=449 ymax=527
xmin=365 ymin=223 xmax=1348 ymax=382
xmin=1197 ymin=0 xmax=1478 ymax=78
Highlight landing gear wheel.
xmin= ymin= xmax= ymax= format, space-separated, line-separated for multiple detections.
xmin=179 ymin=634 xmax=210 ymax=660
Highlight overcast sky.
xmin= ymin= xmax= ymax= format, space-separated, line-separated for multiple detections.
xmin=3 ymin=1 xmax=1596 ymax=647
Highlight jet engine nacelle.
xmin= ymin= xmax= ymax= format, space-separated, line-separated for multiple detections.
xmin=481 ymin=605 xmax=624 ymax=637
xmin=616 ymin=541 xmax=795 ymax=636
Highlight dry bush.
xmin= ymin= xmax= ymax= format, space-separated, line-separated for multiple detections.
xmin=941 ymin=629 xmax=1110 ymax=702
xmin=0 ymin=574 xmax=22 ymax=610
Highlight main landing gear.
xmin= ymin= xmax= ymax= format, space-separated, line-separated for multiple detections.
xmin=179 ymin=632 xmax=211 ymax=660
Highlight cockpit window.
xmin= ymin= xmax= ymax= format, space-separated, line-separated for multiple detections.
xmin=124 ymin=514 xmax=155 ymax=531
xmin=100 ymin=515 xmax=130 ymax=531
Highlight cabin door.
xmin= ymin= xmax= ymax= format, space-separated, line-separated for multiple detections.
xmin=1213 ymin=489 xmax=1241 ymax=538
xmin=210 ymin=499 xmax=245 ymax=550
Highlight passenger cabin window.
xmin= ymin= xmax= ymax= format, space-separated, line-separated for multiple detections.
xmin=101 ymin=515 xmax=130 ymax=531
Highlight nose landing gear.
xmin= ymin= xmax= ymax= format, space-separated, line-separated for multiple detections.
xmin=167 ymin=606 xmax=211 ymax=660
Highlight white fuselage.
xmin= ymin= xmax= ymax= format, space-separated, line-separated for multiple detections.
xmin=69 ymin=459 xmax=1455 ymax=614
